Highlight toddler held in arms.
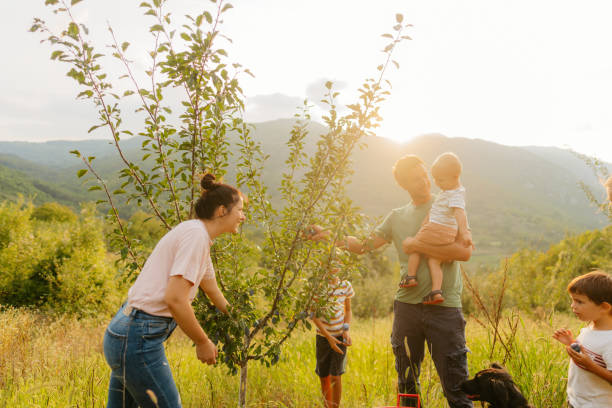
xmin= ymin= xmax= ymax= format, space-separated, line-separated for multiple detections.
xmin=399 ymin=152 xmax=472 ymax=304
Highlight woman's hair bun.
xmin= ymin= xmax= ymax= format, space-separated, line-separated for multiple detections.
xmin=200 ymin=173 xmax=218 ymax=190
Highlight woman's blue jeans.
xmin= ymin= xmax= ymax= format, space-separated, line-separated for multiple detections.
xmin=103 ymin=303 xmax=179 ymax=408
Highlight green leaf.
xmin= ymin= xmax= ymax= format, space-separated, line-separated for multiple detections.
xmin=395 ymin=13 xmax=403 ymax=23
xmin=88 ymin=124 xmax=103 ymax=133
xmin=68 ymin=22 xmax=79 ymax=37
xmin=204 ymin=11 xmax=213 ymax=24
xmin=77 ymin=169 xmax=88 ymax=178
xmin=88 ymin=185 xmax=102 ymax=191
xmin=45 ymin=0 xmax=59 ymax=5
xmin=196 ymin=14 xmax=203 ymax=26
xmin=71 ymin=0 xmax=83 ymax=5
xmin=150 ymin=24 xmax=163 ymax=33
xmin=222 ymin=3 xmax=233 ymax=12
xmin=121 ymin=42 xmax=130 ymax=52
xmin=180 ymin=33 xmax=190 ymax=41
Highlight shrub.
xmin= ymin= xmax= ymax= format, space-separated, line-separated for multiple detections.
xmin=0 ymin=201 xmax=124 ymax=316
xmin=30 ymin=202 xmax=77 ymax=223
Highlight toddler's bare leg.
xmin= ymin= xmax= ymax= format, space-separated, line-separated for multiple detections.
xmin=400 ymin=253 xmax=420 ymax=287
xmin=428 ymin=257 xmax=443 ymax=291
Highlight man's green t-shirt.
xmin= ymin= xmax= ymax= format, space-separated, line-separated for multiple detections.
xmin=374 ymin=198 xmax=463 ymax=308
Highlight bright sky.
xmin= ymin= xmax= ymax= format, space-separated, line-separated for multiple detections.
xmin=2 ymin=0 xmax=612 ymax=162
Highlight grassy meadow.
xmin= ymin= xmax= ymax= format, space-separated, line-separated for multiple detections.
xmin=0 ymin=307 xmax=579 ymax=408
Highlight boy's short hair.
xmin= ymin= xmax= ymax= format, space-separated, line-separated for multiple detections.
xmin=567 ymin=271 xmax=612 ymax=305
xmin=431 ymin=152 xmax=462 ymax=179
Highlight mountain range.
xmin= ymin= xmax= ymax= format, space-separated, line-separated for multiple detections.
xmin=1 ymin=119 xmax=608 ymax=266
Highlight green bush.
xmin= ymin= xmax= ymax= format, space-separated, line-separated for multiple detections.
xmin=476 ymin=226 xmax=612 ymax=314
xmin=351 ymin=250 xmax=397 ymax=319
xmin=0 ymin=200 xmax=124 ymax=316
xmin=30 ymin=202 xmax=77 ymax=223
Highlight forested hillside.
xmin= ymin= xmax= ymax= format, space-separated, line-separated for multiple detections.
xmin=1 ymin=121 xmax=608 ymax=261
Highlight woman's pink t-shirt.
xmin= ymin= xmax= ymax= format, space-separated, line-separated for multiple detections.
xmin=127 ymin=219 xmax=215 ymax=317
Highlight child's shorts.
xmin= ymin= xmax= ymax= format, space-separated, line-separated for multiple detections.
xmin=415 ymin=222 xmax=457 ymax=246
xmin=315 ymin=334 xmax=347 ymax=377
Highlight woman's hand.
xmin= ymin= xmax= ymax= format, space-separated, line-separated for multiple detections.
xmin=196 ymin=338 xmax=218 ymax=365
xmin=553 ymin=328 xmax=574 ymax=346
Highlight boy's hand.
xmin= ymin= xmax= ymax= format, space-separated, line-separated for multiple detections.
xmin=342 ymin=331 xmax=352 ymax=347
xmin=553 ymin=328 xmax=574 ymax=346
xmin=566 ymin=346 xmax=596 ymax=371
xmin=326 ymin=335 xmax=344 ymax=355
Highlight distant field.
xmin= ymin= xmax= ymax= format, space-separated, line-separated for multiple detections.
xmin=0 ymin=308 xmax=577 ymax=407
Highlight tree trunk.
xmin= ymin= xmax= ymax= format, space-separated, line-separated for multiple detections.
xmin=239 ymin=361 xmax=248 ymax=408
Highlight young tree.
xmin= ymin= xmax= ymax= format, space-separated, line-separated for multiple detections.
xmin=32 ymin=1 xmax=411 ymax=405
xmin=575 ymin=152 xmax=611 ymax=221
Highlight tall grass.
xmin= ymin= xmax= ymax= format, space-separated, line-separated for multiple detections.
xmin=0 ymin=306 xmax=577 ymax=407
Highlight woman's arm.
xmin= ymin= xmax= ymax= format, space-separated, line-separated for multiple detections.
xmin=199 ymin=278 xmax=229 ymax=314
xmin=164 ymin=276 xmax=218 ymax=364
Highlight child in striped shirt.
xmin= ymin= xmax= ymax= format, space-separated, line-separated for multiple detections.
xmin=311 ymin=257 xmax=354 ymax=408
xmin=553 ymin=271 xmax=612 ymax=408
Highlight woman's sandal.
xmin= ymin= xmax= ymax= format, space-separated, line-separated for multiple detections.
xmin=399 ymin=276 xmax=418 ymax=288
xmin=422 ymin=290 xmax=444 ymax=305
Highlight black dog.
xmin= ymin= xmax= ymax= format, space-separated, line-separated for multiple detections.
xmin=460 ymin=363 xmax=532 ymax=408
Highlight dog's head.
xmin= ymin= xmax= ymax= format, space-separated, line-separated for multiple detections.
xmin=460 ymin=363 xmax=531 ymax=408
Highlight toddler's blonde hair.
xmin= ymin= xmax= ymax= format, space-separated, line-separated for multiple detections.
xmin=431 ymin=152 xmax=462 ymax=179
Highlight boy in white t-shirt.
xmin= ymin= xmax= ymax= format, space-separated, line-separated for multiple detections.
xmin=553 ymin=271 xmax=612 ymax=408
xmin=400 ymin=152 xmax=472 ymax=304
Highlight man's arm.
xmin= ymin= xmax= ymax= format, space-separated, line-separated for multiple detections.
xmin=342 ymin=234 xmax=388 ymax=254
xmin=199 ymin=277 xmax=229 ymax=314
xmin=402 ymin=237 xmax=472 ymax=262
xmin=306 ymin=224 xmax=388 ymax=255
